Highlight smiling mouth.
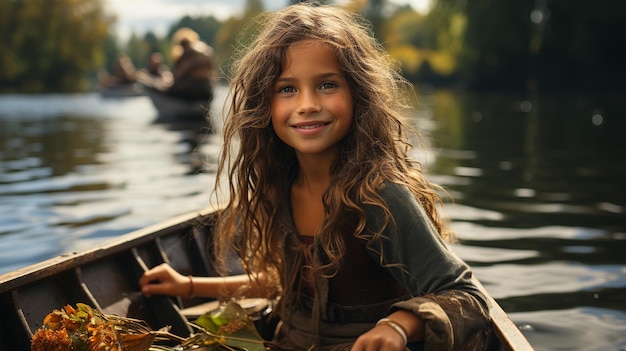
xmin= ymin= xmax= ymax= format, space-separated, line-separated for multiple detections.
xmin=295 ymin=123 xmax=326 ymax=129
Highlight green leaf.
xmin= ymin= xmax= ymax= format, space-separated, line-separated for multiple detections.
xmin=192 ymin=300 xmax=265 ymax=351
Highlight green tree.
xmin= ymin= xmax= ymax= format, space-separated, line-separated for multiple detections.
xmin=124 ymin=33 xmax=145 ymax=70
xmin=458 ymin=0 xmax=535 ymax=91
xmin=381 ymin=2 xmax=464 ymax=84
xmin=453 ymin=0 xmax=626 ymax=92
xmin=362 ymin=0 xmax=386 ymax=41
xmin=244 ymin=0 xmax=265 ymax=18
xmin=532 ymin=1 xmax=626 ymax=91
xmin=101 ymin=34 xmax=122 ymax=75
xmin=212 ymin=0 xmax=265 ymax=77
xmin=383 ymin=8 xmax=428 ymax=80
xmin=0 ymin=0 xmax=113 ymax=93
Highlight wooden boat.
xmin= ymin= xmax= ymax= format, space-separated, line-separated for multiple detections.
xmin=0 ymin=208 xmax=534 ymax=351
xmin=145 ymin=87 xmax=210 ymax=121
xmin=99 ymin=83 xmax=145 ymax=98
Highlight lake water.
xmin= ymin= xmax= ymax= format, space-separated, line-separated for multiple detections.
xmin=1 ymin=85 xmax=625 ymax=350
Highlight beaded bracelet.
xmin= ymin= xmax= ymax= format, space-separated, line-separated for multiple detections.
xmin=376 ymin=317 xmax=408 ymax=346
xmin=187 ymin=275 xmax=194 ymax=298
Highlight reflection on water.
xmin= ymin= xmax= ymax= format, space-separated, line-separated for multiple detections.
xmin=0 ymin=87 xmax=625 ymax=350
xmin=413 ymin=90 xmax=626 ymax=350
xmin=0 ymin=89 xmax=226 ymax=273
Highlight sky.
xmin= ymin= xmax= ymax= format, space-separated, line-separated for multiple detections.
xmin=104 ymin=0 xmax=432 ymax=41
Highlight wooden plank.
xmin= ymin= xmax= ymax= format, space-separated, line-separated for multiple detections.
xmin=474 ymin=276 xmax=535 ymax=351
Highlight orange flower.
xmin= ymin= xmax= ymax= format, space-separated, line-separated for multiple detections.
xmin=31 ymin=328 xmax=72 ymax=351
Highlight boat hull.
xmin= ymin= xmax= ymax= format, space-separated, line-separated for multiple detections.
xmin=100 ymin=83 xmax=145 ymax=98
xmin=145 ymin=88 xmax=209 ymax=122
xmin=0 ymin=209 xmax=534 ymax=350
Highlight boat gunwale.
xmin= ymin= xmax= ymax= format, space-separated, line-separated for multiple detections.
xmin=0 ymin=208 xmax=213 ymax=294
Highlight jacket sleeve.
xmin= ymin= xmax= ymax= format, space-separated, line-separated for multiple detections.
xmin=364 ymin=182 xmax=491 ymax=350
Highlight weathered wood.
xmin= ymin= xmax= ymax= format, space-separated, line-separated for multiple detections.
xmin=473 ymin=277 xmax=535 ymax=351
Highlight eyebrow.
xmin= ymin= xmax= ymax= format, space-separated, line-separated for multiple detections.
xmin=275 ymin=72 xmax=344 ymax=83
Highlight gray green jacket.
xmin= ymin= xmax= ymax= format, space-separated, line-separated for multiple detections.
xmin=274 ymin=182 xmax=491 ymax=351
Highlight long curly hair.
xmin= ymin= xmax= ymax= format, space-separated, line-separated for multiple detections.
xmin=212 ymin=3 xmax=451 ymax=297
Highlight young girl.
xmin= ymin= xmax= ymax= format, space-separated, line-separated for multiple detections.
xmin=140 ymin=3 xmax=491 ymax=350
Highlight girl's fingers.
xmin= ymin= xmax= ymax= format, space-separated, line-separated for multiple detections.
xmin=139 ymin=263 xmax=180 ymax=296
xmin=141 ymin=279 xmax=177 ymax=297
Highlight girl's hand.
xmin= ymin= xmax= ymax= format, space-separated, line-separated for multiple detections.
xmin=352 ymin=310 xmax=423 ymax=351
xmin=139 ymin=263 xmax=189 ymax=297
xmin=351 ymin=324 xmax=407 ymax=351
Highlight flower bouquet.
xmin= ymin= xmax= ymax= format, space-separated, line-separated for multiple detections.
xmin=30 ymin=301 xmax=268 ymax=351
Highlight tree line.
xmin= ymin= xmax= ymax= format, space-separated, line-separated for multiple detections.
xmin=1 ymin=0 xmax=624 ymax=93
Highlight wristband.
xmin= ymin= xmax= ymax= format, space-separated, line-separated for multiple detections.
xmin=376 ymin=317 xmax=408 ymax=345
xmin=187 ymin=275 xmax=194 ymax=298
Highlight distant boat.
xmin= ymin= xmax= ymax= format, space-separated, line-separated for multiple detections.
xmin=145 ymin=87 xmax=210 ymax=122
xmin=99 ymin=83 xmax=145 ymax=98
xmin=0 ymin=208 xmax=535 ymax=351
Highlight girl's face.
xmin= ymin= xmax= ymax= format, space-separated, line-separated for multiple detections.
xmin=271 ymin=40 xmax=353 ymax=161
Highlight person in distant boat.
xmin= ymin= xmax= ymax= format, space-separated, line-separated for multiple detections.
xmin=140 ymin=4 xmax=491 ymax=351
xmin=163 ymin=27 xmax=216 ymax=103
xmin=136 ymin=52 xmax=173 ymax=91
xmin=100 ymin=53 xmax=137 ymax=88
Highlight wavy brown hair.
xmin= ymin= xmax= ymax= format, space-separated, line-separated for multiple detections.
xmin=212 ymin=3 xmax=451 ymax=297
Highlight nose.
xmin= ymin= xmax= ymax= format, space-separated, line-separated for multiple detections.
xmin=297 ymin=89 xmax=321 ymax=115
